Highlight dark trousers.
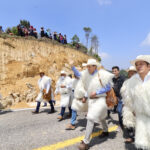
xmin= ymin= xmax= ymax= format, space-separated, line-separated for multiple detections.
xmin=60 ymin=106 xmax=72 ymax=117
xmin=107 ymin=110 xmax=111 ymax=117
xmin=36 ymin=100 xmax=54 ymax=112
xmin=127 ymin=127 xmax=135 ymax=139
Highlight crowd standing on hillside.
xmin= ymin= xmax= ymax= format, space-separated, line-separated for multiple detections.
xmin=30 ymin=54 xmax=150 ymax=150
xmin=0 ymin=25 xmax=67 ymax=45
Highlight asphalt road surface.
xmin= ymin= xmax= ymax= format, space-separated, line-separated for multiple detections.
xmin=0 ymin=107 xmax=137 ymax=150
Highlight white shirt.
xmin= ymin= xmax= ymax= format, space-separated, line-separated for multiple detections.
xmin=136 ymin=71 xmax=150 ymax=83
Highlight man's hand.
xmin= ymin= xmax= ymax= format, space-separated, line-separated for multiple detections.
xmin=90 ymin=92 xmax=97 ymax=99
xmin=82 ymin=97 xmax=87 ymax=103
xmin=61 ymin=85 xmax=66 ymax=88
xmin=69 ymin=60 xmax=74 ymax=68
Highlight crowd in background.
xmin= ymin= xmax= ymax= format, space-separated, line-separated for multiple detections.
xmin=0 ymin=25 xmax=67 ymax=45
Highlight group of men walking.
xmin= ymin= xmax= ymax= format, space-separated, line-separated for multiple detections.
xmin=32 ymin=55 xmax=150 ymax=150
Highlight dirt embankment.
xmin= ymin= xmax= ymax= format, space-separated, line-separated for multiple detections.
xmin=0 ymin=37 xmax=92 ymax=109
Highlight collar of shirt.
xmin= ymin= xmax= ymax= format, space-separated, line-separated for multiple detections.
xmin=91 ymin=69 xmax=98 ymax=76
xmin=136 ymin=71 xmax=150 ymax=83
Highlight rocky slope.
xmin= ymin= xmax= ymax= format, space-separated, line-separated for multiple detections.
xmin=0 ymin=36 xmax=92 ymax=109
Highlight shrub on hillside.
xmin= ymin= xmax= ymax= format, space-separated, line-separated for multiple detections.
xmin=20 ymin=20 xmax=30 ymax=29
xmin=11 ymin=26 xmax=18 ymax=35
xmin=93 ymin=54 xmax=101 ymax=62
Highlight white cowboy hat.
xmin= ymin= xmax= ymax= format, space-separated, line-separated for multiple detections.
xmin=60 ymin=70 xmax=67 ymax=75
xmin=131 ymin=55 xmax=150 ymax=66
xmin=127 ymin=66 xmax=137 ymax=72
xmin=86 ymin=59 xmax=101 ymax=67
xmin=39 ymin=69 xmax=45 ymax=73
xmin=82 ymin=63 xmax=87 ymax=67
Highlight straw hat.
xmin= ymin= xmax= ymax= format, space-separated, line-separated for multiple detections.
xmin=39 ymin=69 xmax=45 ymax=73
xmin=127 ymin=66 xmax=136 ymax=72
xmin=82 ymin=63 xmax=87 ymax=67
xmin=131 ymin=55 xmax=150 ymax=66
xmin=60 ymin=70 xmax=67 ymax=75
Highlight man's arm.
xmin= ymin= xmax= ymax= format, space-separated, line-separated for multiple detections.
xmin=72 ymin=66 xmax=81 ymax=78
xmin=55 ymin=80 xmax=60 ymax=94
xmin=90 ymin=83 xmax=111 ymax=98
xmin=96 ymin=83 xmax=111 ymax=95
xmin=66 ymin=82 xmax=73 ymax=90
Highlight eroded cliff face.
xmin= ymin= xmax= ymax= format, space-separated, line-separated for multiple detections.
xmin=0 ymin=37 xmax=91 ymax=108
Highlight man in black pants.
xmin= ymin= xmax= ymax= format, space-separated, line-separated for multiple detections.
xmin=112 ymin=66 xmax=125 ymax=128
xmin=32 ymin=70 xmax=55 ymax=114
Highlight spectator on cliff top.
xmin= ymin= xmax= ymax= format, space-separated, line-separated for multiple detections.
xmin=40 ymin=27 xmax=45 ymax=37
xmin=6 ymin=28 xmax=12 ymax=34
xmin=53 ymin=32 xmax=57 ymax=41
xmin=0 ymin=26 xmax=4 ymax=34
xmin=33 ymin=28 xmax=38 ymax=38
xmin=49 ymin=33 xmax=52 ymax=40
xmin=59 ymin=33 xmax=64 ymax=44
xmin=17 ymin=25 xmax=25 ymax=36
xmin=23 ymin=27 xmax=29 ymax=37
xmin=45 ymin=29 xmax=50 ymax=38
xmin=29 ymin=26 xmax=34 ymax=36
xmin=64 ymin=34 xmax=67 ymax=44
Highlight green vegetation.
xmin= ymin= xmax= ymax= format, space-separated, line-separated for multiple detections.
xmin=83 ymin=27 xmax=92 ymax=49
xmin=20 ymin=20 xmax=30 ymax=29
xmin=120 ymin=70 xmax=128 ymax=78
xmin=11 ymin=26 xmax=18 ymax=35
xmin=71 ymin=34 xmax=80 ymax=45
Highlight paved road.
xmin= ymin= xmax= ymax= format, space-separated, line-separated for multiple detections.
xmin=0 ymin=108 xmax=137 ymax=150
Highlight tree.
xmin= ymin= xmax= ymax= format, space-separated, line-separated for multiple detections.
xmin=120 ymin=70 xmax=128 ymax=78
xmin=71 ymin=34 xmax=80 ymax=45
xmin=93 ymin=54 xmax=101 ymax=62
xmin=83 ymin=27 xmax=92 ymax=49
xmin=91 ymin=35 xmax=99 ymax=54
xmin=20 ymin=20 xmax=30 ymax=29
xmin=11 ymin=26 xmax=18 ymax=35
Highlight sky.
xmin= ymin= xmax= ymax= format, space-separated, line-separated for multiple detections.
xmin=0 ymin=0 xmax=150 ymax=70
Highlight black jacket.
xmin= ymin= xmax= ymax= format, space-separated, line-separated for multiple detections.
xmin=112 ymin=75 xmax=125 ymax=99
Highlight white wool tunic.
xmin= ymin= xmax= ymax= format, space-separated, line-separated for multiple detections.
xmin=81 ymin=69 xmax=114 ymax=123
xmin=55 ymin=76 xmax=72 ymax=107
xmin=36 ymin=76 xmax=51 ymax=102
xmin=71 ymin=78 xmax=88 ymax=112
xmin=121 ymin=80 xmax=135 ymax=128
xmin=127 ymin=72 xmax=150 ymax=150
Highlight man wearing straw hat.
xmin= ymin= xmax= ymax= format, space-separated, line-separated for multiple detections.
xmin=124 ymin=55 xmax=150 ymax=150
xmin=32 ymin=70 xmax=55 ymax=114
xmin=55 ymin=70 xmax=73 ymax=121
xmin=121 ymin=66 xmax=137 ymax=144
xmin=75 ymin=59 xmax=114 ymax=150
